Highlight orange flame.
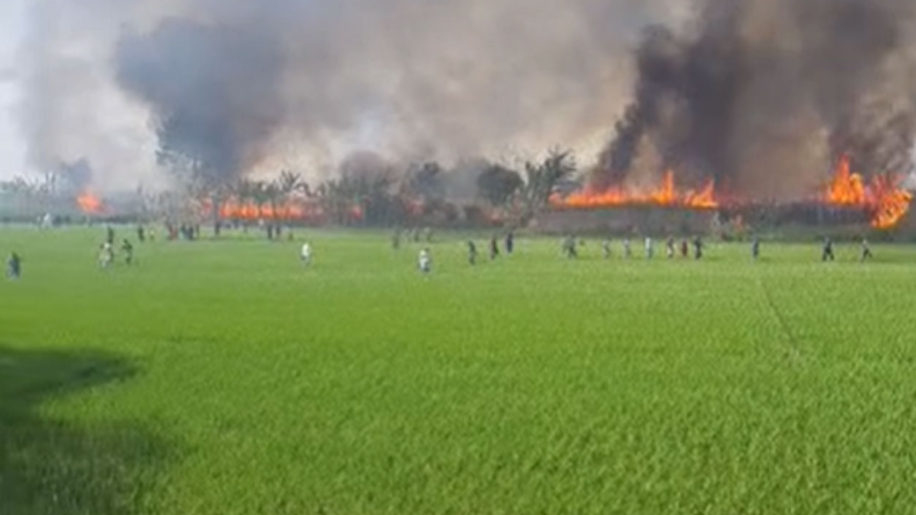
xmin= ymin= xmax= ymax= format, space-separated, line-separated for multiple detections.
xmin=555 ymin=171 xmax=719 ymax=210
xmin=218 ymin=200 xmax=314 ymax=221
xmin=824 ymin=156 xmax=912 ymax=229
xmin=76 ymin=191 xmax=103 ymax=214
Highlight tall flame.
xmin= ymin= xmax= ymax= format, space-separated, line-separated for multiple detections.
xmin=555 ymin=171 xmax=719 ymax=210
xmin=76 ymin=192 xmax=103 ymax=214
xmin=824 ymin=156 xmax=912 ymax=229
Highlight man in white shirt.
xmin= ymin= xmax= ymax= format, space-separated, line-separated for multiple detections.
xmin=300 ymin=242 xmax=312 ymax=265
xmin=418 ymin=248 xmax=431 ymax=274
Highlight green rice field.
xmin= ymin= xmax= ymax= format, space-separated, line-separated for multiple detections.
xmin=3 ymin=226 xmax=916 ymax=514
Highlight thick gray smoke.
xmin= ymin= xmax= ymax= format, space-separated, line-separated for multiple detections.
xmin=19 ymin=0 xmax=685 ymax=191
xmin=116 ymin=19 xmax=286 ymax=186
xmin=595 ymin=0 xmax=916 ymax=199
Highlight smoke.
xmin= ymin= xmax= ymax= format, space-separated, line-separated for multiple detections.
xmin=116 ymin=19 xmax=286 ymax=186
xmin=18 ymin=0 xmax=684 ymax=192
xmin=594 ymin=0 xmax=916 ymax=199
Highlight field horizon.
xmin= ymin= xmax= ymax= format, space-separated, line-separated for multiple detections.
xmin=3 ymin=226 xmax=916 ymax=514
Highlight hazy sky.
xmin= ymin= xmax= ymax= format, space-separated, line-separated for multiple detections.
xmin=0 ymin=0 xmax=26 ymax=181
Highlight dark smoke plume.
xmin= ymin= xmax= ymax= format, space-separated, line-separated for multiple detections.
xmin=19 ymin=0 xmax=685 ymax=191
xmin=595 ymin=0 xmax=916 ymax=199
xmin=116 ymin=19 xmax=286 ymax=186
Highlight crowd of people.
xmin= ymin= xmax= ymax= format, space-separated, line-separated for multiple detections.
xmin=2 ymin=225 xmax=883 ymax=282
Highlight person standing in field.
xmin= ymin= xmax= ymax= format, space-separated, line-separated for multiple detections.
xmin=644 ymin=237 xmax=653 ymax=260
xmin=602 ymin=239 xmax=612 ymax=259
xmin=751 ymin=237 xmax=761 ymax=261
xmin=137 ymin=225 xmax=146 ymax=243
xmin=490 ymin=235 xmax=500 ymax=260
xmin=562 ymin=235 xmax=578 ymax=259
xmin=121 ymin=239 xmax=134 ymax=266
xmin=505 ymin=232 xmax=515 ymax=255
xmin=7 ymin=252 xmax=21 ymax=280
xmin=822 ymin=237 xmax=835 ymax=262
xmin=99 ymin=242 xmax=114 ymax=269
xmin=693 ymin=237 xmax=704 ymax=260
xmin=106 ymin=225 xmax=115 ymax=245
xmin=300 ymin=242 xmax=312 ymax=265
xmin=418 ymin=248 xmax=432 ymax=275
xmin=860 ymin=238 xmax=873 ymax=262
xmin=623 ymin=237 xmax=632 ymax=259
xmin=468 ymin=241 xmax=478 ymax=266
xmin=680 ymin=239 xmax=689 ymax=258
xmin=666 ymin=237 xmax=675 ymax=259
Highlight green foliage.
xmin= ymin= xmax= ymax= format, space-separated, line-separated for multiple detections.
xmin=4 ymin=228 xmax=916 ymax=514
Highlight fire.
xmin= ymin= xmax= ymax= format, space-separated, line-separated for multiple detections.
xmin=218 ymin=200 xmax=314 ymax=221
xmin=824 ymin=156 xmax=913 ymax=229
xmin=556 ymin=171 xmax=719 ymax=210
xmin=76 ymin=191 xmax=103 ymax=214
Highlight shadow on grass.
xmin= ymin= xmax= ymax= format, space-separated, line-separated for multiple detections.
xmin=0 ymin=347 xmax=167 ymax=515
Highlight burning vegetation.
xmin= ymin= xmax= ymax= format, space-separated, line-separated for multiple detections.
xmin=554 ymin=171 xmax=718 ymax=210
xmin=553 ymin=157 xmax=913 ymax=230
xmin=823 ymin=157 xmax=912 ymax=229
xmin=76 ymin=192 xmax=103 ymax=215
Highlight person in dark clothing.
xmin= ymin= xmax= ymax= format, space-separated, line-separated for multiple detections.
xmin=7 ymin=252 xmax=21 ymax=279
xmin=505 ymin=232 xmax=515 ymax=255
xmin=490 ymin=235 xmax=500 ymax=260
xmin=751 ymin=237 xmax=761 ymax=261
xmin=693 ymin=237 xmax=704 ymax=260
xmin=121 ymin=239 xmax=134 ymax=265
xmin=468 ymin=241 xmax=478 ymax=265
xmin=106 ymin=225 xmax=115 ymax=245
xmin=822 ymin=237 xmax=835 ymax=261
xmin=666 ymin=237 xmax=676 ymax=259
xmin=137 ymin=225 xmax=146 ymax=242
xmin=860 ymin=238 xmax=873 ymax=262
xmin=680 ymin=239 xmax=689 ymax=258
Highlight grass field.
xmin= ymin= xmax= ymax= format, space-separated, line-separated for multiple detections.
xmin=3 ymin=226 xmax=916 ymax=514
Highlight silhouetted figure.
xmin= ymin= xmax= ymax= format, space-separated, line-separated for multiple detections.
xmin=7 ymin=252 xmax=21 ymax=280
xmin=623 ymin=238 xmax=632 ymax=259
xmin=751 ymin=237 xmax=760 ymax=261
xmin=666 ymin=237 xmax=675 ymax=259
xmin=468 ymin=241 xmax=478 ymax=266
xmin=121 ymin=239 xmax=134 ymax=265
xmin=860 ymin=238 xmax=873 ymax=262
xmin=693 ymin=237 xmax=704 ymax=260
xmin=602 ymin=239 xmax=611 ymax=259
xmin=562 ymin=235 xmax=578 ymax=259
xmin=822 ymin=237 xmax=835 ymax=262
xmin=680 ymin=239 xmax=689 ymax=258
xmin=137 ymin=225 xmax=146 ymax=243
xmin=106 ymin=225 xmax=115 ymax=245
xmin=490 ymin=236 xmax=500 ymax=260
xmin=505 ymin=232 xmax=515 ymax=255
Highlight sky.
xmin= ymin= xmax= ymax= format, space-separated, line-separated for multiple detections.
xmin=0 ymin=0 xmax=26 ymax=181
